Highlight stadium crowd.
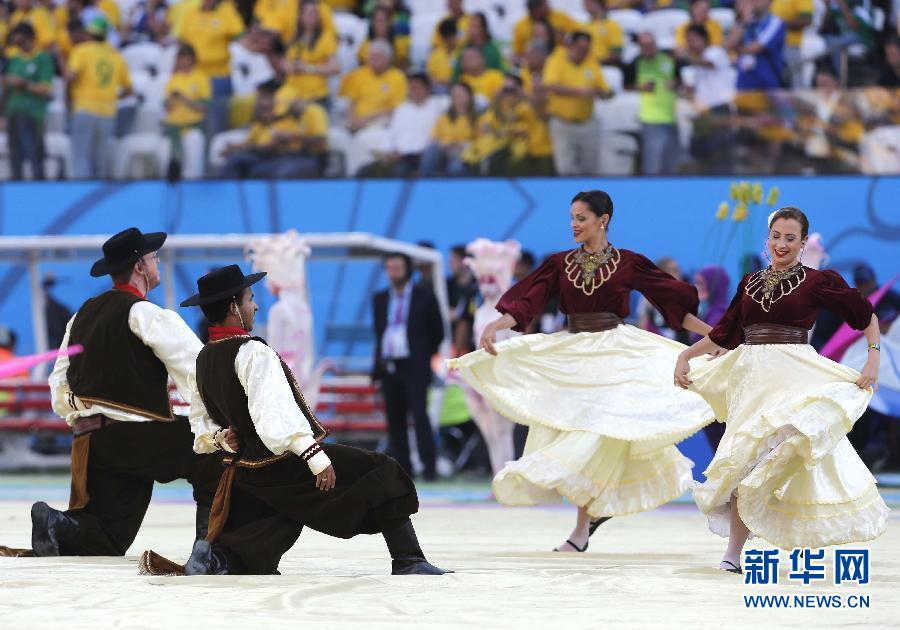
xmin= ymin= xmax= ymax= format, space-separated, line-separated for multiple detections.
xmin=2 ymin=0 xmax=900 ymax=180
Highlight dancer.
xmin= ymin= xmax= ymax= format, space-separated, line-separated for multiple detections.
xmin=674 ymin=207 xmax=888 ymax=574
xmin=449 ymin=190 xmax=716 ymax=552
xmin=20 ymin=228 xmax=221 ymax=557
xmin=171 ymin=265 xmax=450 ymax=575
xmin=461 ymin=238 xmax=521 ymax=475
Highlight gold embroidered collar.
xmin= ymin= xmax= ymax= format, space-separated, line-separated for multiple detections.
xmin=745 ymin=264 xmax=806 ymax=312
xmin=564 ymin=245 xmax=620 ymax=296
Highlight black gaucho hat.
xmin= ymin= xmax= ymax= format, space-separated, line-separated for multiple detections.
xmin=180 ymin=265 xmax=267 ymax=307
xmin=90 ymin=227 xmax=167 ymax=277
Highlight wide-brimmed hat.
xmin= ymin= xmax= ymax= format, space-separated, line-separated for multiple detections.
xmin=180 ymin=265 xmax=267 ymax=307
xmin=90 ymin=227 xmax=167 ymax=277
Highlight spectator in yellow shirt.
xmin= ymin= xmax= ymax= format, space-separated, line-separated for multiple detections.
xmin=9 ymin=0 xmax=56 ymax=52
xmin=430 ymin=0 xmax=469 ymax=48
xmin=674 ymin=0 xmax=724 ymax=58
xmin=771 ymin=0 xmax=813 ymax=88
xmin=543 ymin=31 xmax=612 ymax=175
xmin=358 ymin=6 xmax=410 ymax=69
xmin=164 ymin=44 xmax=210 ymax=180
xmin=221 ymin=84 xmax=328 ymax=178
xmin=466 ymin=74 xmax=550 ymax=176
xmin=175 ymin=0 xmax=244 ymax=138
xmin=55 ymin=0 xmax=126 ymax=57
xmin=338 ymin=39 xmax=407 ymax=173
xmin=339 ymin=39 xmax=407 ymax=131
xmin=66 ymin=17 xmax=131 ymax=179
xmin=458 ymin=46 xmax=504 ymax=104
xmin=520 ymin=39 xmax=550 ymax=96
xmin=583 ymin=0 xmax=624 ymax=66
xmin=512 ymin=0 xmax=579 ymax=63
xmin=420 ymin=81 xmax=476 ymax=176
xmin=428 ymin=18 xmax=459 ymax=92
xmin=255 ymin=0 xmax=336 ymax=47
xmin=284 ymin=0 xmax=340 ymax=106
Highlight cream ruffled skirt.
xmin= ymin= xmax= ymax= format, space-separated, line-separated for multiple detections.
xmin=447 ymin=325 xmax=715 ymax=517
xmin=688 ymin=343 xmax=890 ymax=549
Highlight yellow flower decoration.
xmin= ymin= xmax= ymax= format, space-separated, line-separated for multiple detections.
xmin=766 ymin=186 xmax=780 ymax=206
xmin=732 ymin=203 xmax=748 ymax=221
xmin=729 ymin=183 xmax=740 ymax=201
xmin=739 ymin=181 xmax=751 ymax=204
xmin=716 ymin=202 xmax=729 ymax=220
xmin=751 ymin=182 xmax=763 ymax=204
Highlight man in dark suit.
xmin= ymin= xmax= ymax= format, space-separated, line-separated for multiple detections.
xmin=373 ymin=253 xmax=445 ymax=481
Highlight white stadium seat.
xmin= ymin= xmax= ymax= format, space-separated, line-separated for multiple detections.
xmin=710 ymin=8 xmax=736 ymax=32
xmin=595 ymin=92 xmax=640 ymax=134
xmin=602 ymin=66 xmax=624 ymax=94
xmin=208 ymin=129 xmax=250 ymax=170
xmin=800 ymin=30 xmax=827 ymax=88
xmin=608 ymin=9 xmax=644 ymax=35
xmin=642 ymin=8 xmax=689 ymax=50
xmin=334 ymin=12 xmax=368 ymax=72
xmin=411 ymin=12 xmax=444 ymax=67
xmin=597 ymin=131 xmax=638 ymax=175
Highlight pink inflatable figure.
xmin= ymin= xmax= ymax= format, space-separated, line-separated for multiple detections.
xmin=463 ymin=238 xmax=521 ymax=475
xmin=246 ymin=230 xmax=332 ymax=411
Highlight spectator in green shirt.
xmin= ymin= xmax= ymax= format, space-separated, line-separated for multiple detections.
xmin=626 ymin=31 xmax=680 ymax=175
xmin=3 ymin=22 xmax=54 ymax=180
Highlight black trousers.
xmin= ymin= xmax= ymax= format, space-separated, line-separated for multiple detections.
xmin=380 ymin=359 xmax=437 ymax=478
xmin=61 ymin=418 xmax=223 ymax=556
xmin=217 ymin=443 xmax=419 ymax=574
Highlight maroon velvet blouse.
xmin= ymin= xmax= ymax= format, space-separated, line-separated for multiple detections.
xmin=496 ymin=247 xmax=699 ymax=333
xmin=708 ymin=265 xmax=874 ymax=350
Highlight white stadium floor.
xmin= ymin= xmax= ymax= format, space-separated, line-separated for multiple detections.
xmin=1 ymin=475 xmax=898 ymax=629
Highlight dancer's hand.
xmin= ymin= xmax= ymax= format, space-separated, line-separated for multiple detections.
xmin=674 ymin=354 xmax=693 ymax=389
xmin=856 ymin=355 xmax=879 ymax=392
xmin=316 ymin=465 xmax=336 ymax=492
xmin=480 ymin=322 xmax=499 ymax=356
xmin=223 ymin=429 xmax=240 ymax=452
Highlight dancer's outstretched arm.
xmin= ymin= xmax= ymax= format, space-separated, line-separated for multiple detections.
xmin=681 ymin=313 xmax=712 ymax=337
xmin=673 ymin=336 xmax=723 ymax=389
xmin=479 ymin=314 xmax=517 ymax=356
xmin=857 ymin=313 xmax=880 ymax=391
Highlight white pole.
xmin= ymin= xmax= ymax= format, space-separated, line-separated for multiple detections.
xmin=162 ymin=248 xmax=175 ymax=310
xmin=28 ymin=252 xmax=50 ymax=379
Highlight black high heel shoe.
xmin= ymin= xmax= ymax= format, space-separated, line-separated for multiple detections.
xmin=552 ymin=517 xmax=612 ymax=552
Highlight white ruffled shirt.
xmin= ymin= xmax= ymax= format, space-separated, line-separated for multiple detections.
xmin=49 ymin=300 xmax=202 ymax=426
xmin=189 ymin=339 xmax=332 ymax=475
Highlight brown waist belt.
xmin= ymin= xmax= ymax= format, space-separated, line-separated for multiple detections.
xmin=207 ymin=450 xmax=293 ymax=543
xmin=568 ymin=312 xmax=623 ymax=334
xmin=743 ymin=323 xmax=809 ymax=345
xmin=72 ymin=414 xmax=119 ymax=437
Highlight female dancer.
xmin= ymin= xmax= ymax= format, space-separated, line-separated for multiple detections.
xmin=674 ymin=207 xmax=888 ymax=573
xmin=449 ymin=190 xmax=716 ymax=552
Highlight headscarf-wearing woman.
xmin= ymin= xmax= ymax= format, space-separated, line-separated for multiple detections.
xmin=449 ymin=190 xmax=716 ymax=553
xmin=674 ymin=207 xmax=888 ymax=574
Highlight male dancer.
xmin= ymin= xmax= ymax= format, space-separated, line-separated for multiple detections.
xmin=24 ymin=228 xmax=222 ymax=556
xmin=172 ymin=265 xmax=449 ymax=576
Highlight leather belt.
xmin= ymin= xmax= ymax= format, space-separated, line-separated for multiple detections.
xmin=743 ymin=323 xmax=809 ymax=345
xmin=567 ymin=312 xmax=623 ymax=334
xmin=72 ymin=414 xmax=118 ymax=437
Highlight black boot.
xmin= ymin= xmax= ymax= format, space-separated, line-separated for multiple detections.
xmin=184 ymin=540 xmax=233 ymax=576
xmin=383 ymin=519 xmax=452 ymax=575
xmin=194 ymin=505 xmax=211 ymax=542
xmin=31 ymin=502 xmax=79 ymax=557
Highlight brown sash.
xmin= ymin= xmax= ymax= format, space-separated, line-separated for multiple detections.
xmin=206 ymin=451 xmax=293 ymax=543
xmin=69 ymin=414 xmax=119 ymax=510
xmin=743 ymin=323 xmax=809 ymax=345
xmin=567 ymin=312 xmax=623 ymax=334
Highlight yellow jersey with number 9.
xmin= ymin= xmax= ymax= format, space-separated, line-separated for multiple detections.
xmin=69 ymin=41 xmax=132 ymax=117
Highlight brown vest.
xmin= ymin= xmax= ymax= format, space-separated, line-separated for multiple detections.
xmin=67 ymin=290 xmax=172 ymax=420
xmin=195 ymin=336 xmax=327 ymax=460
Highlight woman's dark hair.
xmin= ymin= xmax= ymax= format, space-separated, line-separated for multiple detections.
xmin=571 ymin=190 xmax=613 ymax=223
xmin=200 ymin=291 xmax=245 ymax=324
xmin=437 ymin=17 xmax=458 ymax=40
xmin=469 ymin=12 xmax=492 ymax=42
xmin=769 ymin=207 xmax=809 ymax=238
xmin=176 ymin=42 xmax=197 ymax=61
xmin=297 ymin=0 xmax=323 ymax=48
xmin=368 ymin=6 xmax=395 ymax=43
xmin=447 ymin=80 xmax=475 ymax=125
xmin=531 ymin=17 xmax=556 ymax=49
